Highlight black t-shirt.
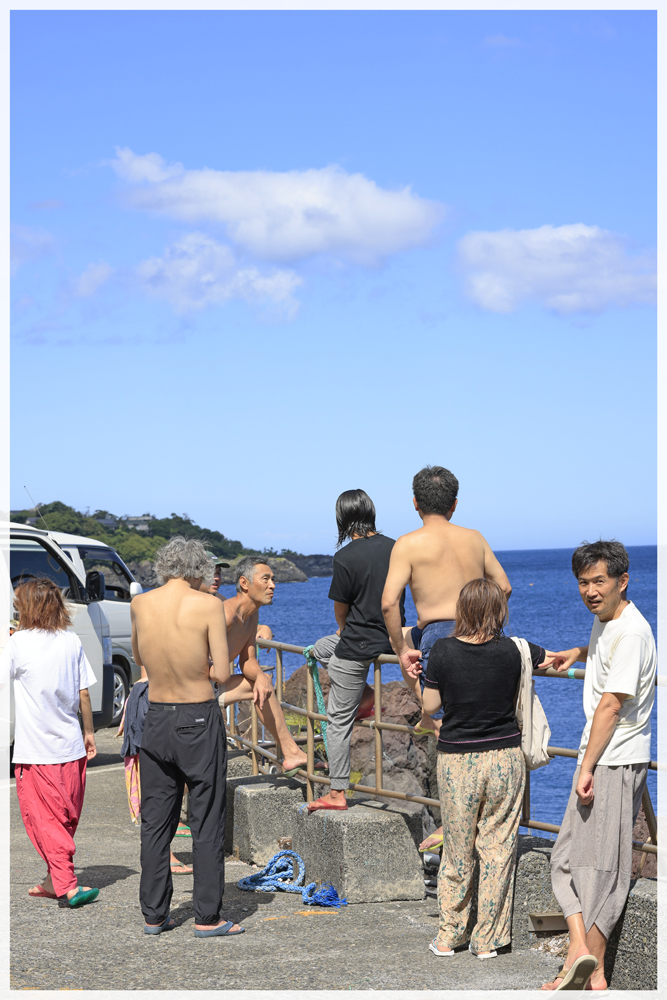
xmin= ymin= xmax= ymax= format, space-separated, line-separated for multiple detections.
xmin=423 ymin=636 xmax=544 ymax=754
xmin=328 ymin=534 xmax=405 ymax=661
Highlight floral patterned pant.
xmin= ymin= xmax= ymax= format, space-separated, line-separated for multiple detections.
xmin=436 ymin=746 xmax=525 ymax=953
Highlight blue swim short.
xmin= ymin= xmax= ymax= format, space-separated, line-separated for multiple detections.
xmin=410 ymin=620 xmax=454 ymax=720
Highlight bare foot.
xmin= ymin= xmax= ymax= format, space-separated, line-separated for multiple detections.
xmin=194 ymin=917 xmax=243 ymax=932
xmin=307 ymin=789 xmax=348 ymax=812
xmin=419 ymin=827 xmax=443 ymax=851
xmin=281 ymin=750 xmax=308 ymax=772
xmin=541 ymin=945 xmax=595 ymax=990
xmin=588 ymin=969 xmax=608 ymax=991
xmin=170 ymin=854 xmax=193 ymax=874
xmin=66 ymin=885 xmax=95 ymax=900
xmin=415 ymin=713 xmax=441 ymax=736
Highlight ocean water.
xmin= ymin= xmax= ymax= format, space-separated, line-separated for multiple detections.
xmin=219 ymin=545 xmax=658 ymax=831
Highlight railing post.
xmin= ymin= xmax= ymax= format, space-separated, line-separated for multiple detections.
xmin=227 ymin=660 xmax=237 ymax=743
xmin=374 ymin=660 xmax=383 ymax=792
xmin=522 ymin=770 xmax=531 ymax=827
xmin=276 ymin=647 xmax=283 ymax=704
xmin=642 ymin=786 xmax=658 ymax=844
xmin=250 ymin=699 xmax=259 ymax=775
xmin=306 ymin=662 xmax=315 ymax=802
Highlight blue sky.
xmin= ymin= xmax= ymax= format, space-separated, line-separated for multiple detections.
xmin=10 ymin=10 xmax=657 ymax=554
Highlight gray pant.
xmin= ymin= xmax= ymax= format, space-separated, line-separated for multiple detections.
xmin=312 ymin=634 xmax=371 ymax=791
xmin=551 ymin=762 xmax=647 ymax=939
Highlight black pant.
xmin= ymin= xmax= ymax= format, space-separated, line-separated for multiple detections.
xmin=139 ymin=699 xmax=227 ymax=925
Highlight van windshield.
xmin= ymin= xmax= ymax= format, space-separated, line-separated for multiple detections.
xmin=10 ymin=538 xmax=82 ymax=600
xmin=78 ymin=547 xmax=133 ymax=602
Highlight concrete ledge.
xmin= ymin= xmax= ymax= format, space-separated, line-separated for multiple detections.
xmin=291 ymin=798 xmax=424 ymax=903
xmin=512 ymin=834 xmax=657 ymax=990
xmin=512 ymin=836 xmax=562 ymax=949
xmin=605 ymin=876 xmax=657 ymax=989
xmin=231 ymin=778 xmax=306 ymax=864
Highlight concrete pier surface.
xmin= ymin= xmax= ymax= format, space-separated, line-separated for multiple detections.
xmin=9 ymin=730 xmax=570 ymax=991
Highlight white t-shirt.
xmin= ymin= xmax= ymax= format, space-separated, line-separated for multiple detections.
xmin=1 ymin=629 xmax=97 ymax=765
xmin=578 ymin=602 xmax=656 ymax=766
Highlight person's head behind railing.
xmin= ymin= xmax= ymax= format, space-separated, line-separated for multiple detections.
xmin=452 ymin=578 xmax=508 ymax=642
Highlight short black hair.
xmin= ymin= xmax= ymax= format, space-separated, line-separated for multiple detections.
xmin=412 ymin=465 xmax=459 ymax=516
xmin=335 ymin=489 xmax=377 ymax=548
xmin=571 ymin=540 xmax=629 ymax=582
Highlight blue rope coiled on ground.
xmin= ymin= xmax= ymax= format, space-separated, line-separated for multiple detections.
xmin=302 ymin=644 xmax=328 ymax=753
xmin=237 ymin=850 xmax=346 ymax=907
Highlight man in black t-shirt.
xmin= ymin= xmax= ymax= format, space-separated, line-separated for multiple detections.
xmin=308 ymin=490 xmax=405 ymax=813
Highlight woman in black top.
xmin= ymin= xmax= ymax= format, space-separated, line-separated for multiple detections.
xmin=422 ymin=579 xmax=555 ymax=960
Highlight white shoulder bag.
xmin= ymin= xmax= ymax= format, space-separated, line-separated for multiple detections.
xmin=511 ymin=636 xmax=551 ymax=771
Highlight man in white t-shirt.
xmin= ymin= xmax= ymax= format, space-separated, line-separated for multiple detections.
xmin=541 ymin=541 xmax=656 ymax=992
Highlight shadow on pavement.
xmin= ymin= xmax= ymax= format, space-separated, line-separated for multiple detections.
xmin=73 ymin=864 xmax=139 ymax=888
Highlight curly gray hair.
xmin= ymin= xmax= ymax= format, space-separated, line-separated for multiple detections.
xmin=154 ymin=536 xmax=214 ymax=586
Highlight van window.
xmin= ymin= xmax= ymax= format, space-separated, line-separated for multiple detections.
xmin=10 ymin=538 xmax=83 ymax=600
xmin=78 ymin=547 xmax=133 ymax=602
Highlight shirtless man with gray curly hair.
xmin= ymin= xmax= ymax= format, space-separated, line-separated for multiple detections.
xmin=130 ymin=536 xmax=243 ymax=939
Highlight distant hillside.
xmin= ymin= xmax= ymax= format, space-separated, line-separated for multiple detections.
xmin=9 ymin=501 xmax=334 ymax=576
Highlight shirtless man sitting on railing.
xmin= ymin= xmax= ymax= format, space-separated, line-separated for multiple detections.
xmin=208 ymin=556 xmax=308 ymax=775
xmin=381 ymin=465 xmax=512 ymax=851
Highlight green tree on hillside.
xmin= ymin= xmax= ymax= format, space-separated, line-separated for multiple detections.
xmin=10 ymin=501 xmax=262 ymax=564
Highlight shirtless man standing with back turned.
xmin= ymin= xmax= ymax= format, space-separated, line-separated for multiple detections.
xmin=382 ymin=465 xmax=512 ymax=735
xmin=382 ymin=466 xmax=512 ymax=852
xmin=130 ymin=536 xmax=243 ymax=939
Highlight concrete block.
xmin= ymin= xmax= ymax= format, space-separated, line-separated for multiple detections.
xmin=605 ymin=877 xmax=657 ymax=990
xmin=511 ymin=835 xmax=657 ymax=990
xmin=512 ymin=835 xmax=562 ymax=948
xmin=291 ymin=798 xmax=424 ymax=904
xmin=231 ymin=778 xmax=306 ymax=865
xmin=226 ymin=750 xmax=254 ymax=779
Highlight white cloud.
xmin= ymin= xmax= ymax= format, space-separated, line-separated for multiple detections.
xmin=74 ymin=262 xmax=113 ymax=297
xmin=135 ymin=232 xmax=302 ymax=317
xmin=111 ymin=148 xmax=445 ymax=266
xmin=457 ymin=223 xmax=656 ymax=315
xmin=11 ymin=224 xmax=55 ymax=275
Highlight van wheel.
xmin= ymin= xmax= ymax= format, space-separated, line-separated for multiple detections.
xmin=111 ymin=664 xmax=129 ymax=726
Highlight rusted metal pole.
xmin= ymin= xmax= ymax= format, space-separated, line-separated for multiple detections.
xmin=250 ymin=700 xmax=259 ymax=775
xmin=306 ymin=662 xmax=315 ymax=802
xmin=227 ymin=660 xmax=237 ymax=739
xmin=276 ymin=647 xmax=283 ymax=704
xmin=642 ymin=786 xmax=658 ymax=844
xmin=522 ymin=770 xmax=531 ymax=826
xmin=374 ymin=660 xmax=383 ymax=792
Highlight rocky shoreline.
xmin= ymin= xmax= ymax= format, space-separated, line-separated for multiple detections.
xmin=126 ymin=553 xmax=330 ymax=588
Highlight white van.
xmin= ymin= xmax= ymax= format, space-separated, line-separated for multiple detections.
xmin=48 ymin=532 xmax=143 ymax=726
xmin=3 ymin=522 xmax=115 ymax=741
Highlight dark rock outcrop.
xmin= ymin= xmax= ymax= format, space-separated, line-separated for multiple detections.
xmin=217 ymin=557 xmax=307 ymax=585
xmin=288 ymin=554 xmax=334 ymax=577
xmin=126 ymin=555 xmax=307 ymax=588
xmin=125 ymin=560 xmax=158 ymax=588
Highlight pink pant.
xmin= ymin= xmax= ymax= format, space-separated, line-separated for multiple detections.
xmin=15 ymin=757 xmax=87 ymax=897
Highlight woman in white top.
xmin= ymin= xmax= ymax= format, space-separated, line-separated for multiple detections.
xmin=1 ymin=578 xmax=100 ymax=907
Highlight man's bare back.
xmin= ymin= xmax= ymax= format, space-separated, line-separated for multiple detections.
xmin=131 ymin=578 xmax=231 ymax=703
xmin=397 ymin=520 xmax=509 ymax=625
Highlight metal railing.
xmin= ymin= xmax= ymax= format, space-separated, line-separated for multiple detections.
xmin=224 ymin=639 xmax=658 ymax=858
